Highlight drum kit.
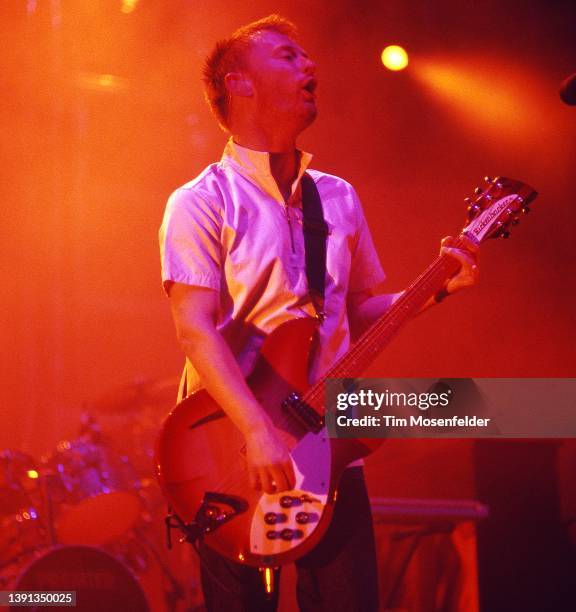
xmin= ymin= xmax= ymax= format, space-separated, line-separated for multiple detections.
xmin=0 ymin=377 xmax=203 ymax=612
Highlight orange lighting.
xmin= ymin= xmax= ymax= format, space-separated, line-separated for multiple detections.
xmin=98 ymin=74 xmax=115 ymax=88
xmin=77 ymin=72 xmax=129 ymax=93
xmin=264 ymin=567 xmax=273 ymax=594
xmin=413 ymin=59 xmax=541 ymax=138
xmin=27 ymin=469 xmax=39 ymax=479
xmin=381 ymin=46 xmax=409 ymax=71
xmin=121 ymin=0 xmax=139 ymax=14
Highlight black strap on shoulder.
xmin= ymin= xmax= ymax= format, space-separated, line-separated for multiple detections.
xmin=301 ymin=173 xmax=329 ymax=322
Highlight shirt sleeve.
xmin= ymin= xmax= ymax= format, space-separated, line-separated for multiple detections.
xmin=348 ymin=186 xmax=386 ymax=294
xmin=159 ymin=187 xmax=223 ymax=296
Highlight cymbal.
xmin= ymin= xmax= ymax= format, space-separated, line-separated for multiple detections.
xmin=90 ymin=376 xmax=180 ymax=414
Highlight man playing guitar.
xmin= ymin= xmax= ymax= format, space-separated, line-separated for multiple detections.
xmin=159 ymin=14 xmax=478 ymax=611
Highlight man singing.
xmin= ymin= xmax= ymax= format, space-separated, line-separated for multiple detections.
xmin=159 ymin=14 xmax=478 ymax=611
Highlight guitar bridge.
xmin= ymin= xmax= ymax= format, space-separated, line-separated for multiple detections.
xmin=282 ymin=392 xmax=324 ymax=433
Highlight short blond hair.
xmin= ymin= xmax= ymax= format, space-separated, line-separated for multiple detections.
xmin=203 ymin=15 xmax=297 ymax=130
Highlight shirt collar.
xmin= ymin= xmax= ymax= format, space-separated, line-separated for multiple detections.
xmin=221 ymin=137 xmax=313 ymax=205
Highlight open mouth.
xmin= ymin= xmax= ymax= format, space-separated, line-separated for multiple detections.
xmin=302 ymin=78 xmax=318 ymax=96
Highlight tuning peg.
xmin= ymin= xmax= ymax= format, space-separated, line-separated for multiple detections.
xmin=474 ymin=187 xmax=483 ymax=195
xmin=484 ymin=176 xmax=494 ymax=184
xmin=490 ymin=221 xmax=504 ymax=238
xmin=467 ymin=203 xmax=480 ymax=219
xmin=501 ymin=230 xmax=511 ymax=239
xmin=512 ymin=217 xmax=520 ymax=225
xmin=521 ymin=206 xmax=531 ymax=214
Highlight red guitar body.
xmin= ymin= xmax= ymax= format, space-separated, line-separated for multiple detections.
xmin=155 ymin=318 xmax=381 ymax=567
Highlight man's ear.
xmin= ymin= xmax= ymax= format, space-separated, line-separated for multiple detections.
xmin=224 ymin=72 xmax=253 ymax=98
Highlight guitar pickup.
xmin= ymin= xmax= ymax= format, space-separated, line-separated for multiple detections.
xmin=282 ymin=392 xmax=324 ymax=433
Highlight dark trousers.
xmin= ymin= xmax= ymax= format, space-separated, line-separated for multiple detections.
xmin=198 ymin=467 xmax=379 ymax=612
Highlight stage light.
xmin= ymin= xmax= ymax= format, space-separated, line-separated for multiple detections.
xmin=121 ymin=0 xmax=139 ymax=14
xmin=98 ymin=74 xmax=115 ymax=88
xmin=413 ymin=59 xmax=537 ymax=137
xmin=77 ymin=72 xmax=128 ymax=93
xmin=27 ymin=469 xmax=39 ymax=479
xmin=381 ymin=46 xmax=409 ymax=71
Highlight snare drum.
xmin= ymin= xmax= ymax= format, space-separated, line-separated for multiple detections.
xmin=12 ymin=545 xmax=149 ymax=611
xmin=46 ymin=439 xmax=143 ymax=545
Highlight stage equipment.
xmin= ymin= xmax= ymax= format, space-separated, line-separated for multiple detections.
xmin=0 ymin=450 xmax=40 ymax=516
xmin=43 ymin=437 xmax=143 ymax=545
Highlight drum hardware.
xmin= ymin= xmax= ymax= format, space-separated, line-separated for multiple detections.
xmin=0 ymin=449 xmax=40 ymax=516
xmin=0 ymin=449 xmax=47 ymax=571
xmin=90 ymin=376 xmax=180 ymax=415
xmin=42 ymin=431 xmax=144 ymax=546
xmin=1 ymin=379 xmax=190 ymax=609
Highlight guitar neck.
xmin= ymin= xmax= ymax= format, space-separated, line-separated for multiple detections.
xmin=304 ymin=236 xmax=466 ymax=412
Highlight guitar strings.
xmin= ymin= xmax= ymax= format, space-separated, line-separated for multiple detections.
xmin=200 ymin=246 xmax=463 ymax=496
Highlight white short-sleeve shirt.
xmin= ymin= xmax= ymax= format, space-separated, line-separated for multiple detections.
xmin=159 ymin=138 xmax=385 ymax=396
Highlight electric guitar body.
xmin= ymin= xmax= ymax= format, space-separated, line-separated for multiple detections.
xmin=155 ymin=176 xmax=538 ymax=568
xmin=156 ymin=317 xmax=379 ymax=567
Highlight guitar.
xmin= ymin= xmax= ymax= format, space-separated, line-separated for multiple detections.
xmin=155 ymin=176 xmax=537 ymax=567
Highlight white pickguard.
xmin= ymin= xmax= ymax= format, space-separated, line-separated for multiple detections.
xmin=249 ymin=428 xmax=331 ymax=556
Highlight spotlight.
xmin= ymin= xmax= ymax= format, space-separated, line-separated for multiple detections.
xmin=381 ymin=45 xmax=409 ymax=71
xmin=121 ymin=0 xmax=139 ymax=13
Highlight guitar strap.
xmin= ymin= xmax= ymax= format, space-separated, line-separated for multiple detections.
xmin=181 ymin=172 xmax=329 ymax=399
xmin=300 ymin=172 xmax=329 ymax=322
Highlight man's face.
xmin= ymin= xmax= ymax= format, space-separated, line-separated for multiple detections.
xmin=243 ymin=30 xmax=317 ymax=131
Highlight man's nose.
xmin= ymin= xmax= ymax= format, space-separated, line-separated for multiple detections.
xmin=302 ymin=56 xmax=316 ymax=75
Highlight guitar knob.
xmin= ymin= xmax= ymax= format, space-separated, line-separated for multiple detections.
xmin=266 ymin=530 xmax=279 ymax=540
xmin=280 ymin=528 xmax=294 ymax=541
xmin=280 ymin=496 xmax=294 ymax=508
xmin=264 ymin=512 xmax=278 ymax=525
xmin=296 ymin=512 xmax=309 ymax=524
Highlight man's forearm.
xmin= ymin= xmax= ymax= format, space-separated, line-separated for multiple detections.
xmin=178 ymin=327 xmax=271 ymax=436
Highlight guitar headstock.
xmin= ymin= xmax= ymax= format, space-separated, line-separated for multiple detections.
xmin=462 ymin=176 xmax=538 ymax=244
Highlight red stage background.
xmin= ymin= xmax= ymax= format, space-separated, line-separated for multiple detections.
xmin=1 ymin=2 xmax=575 ymax=607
